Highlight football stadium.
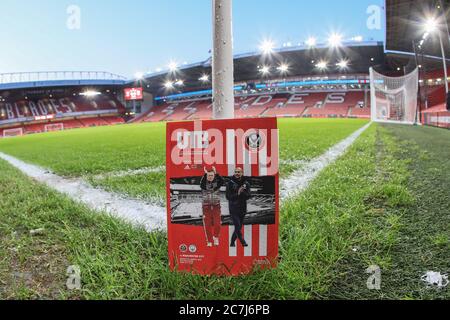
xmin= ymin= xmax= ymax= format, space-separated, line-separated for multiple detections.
xmin=0 ymin=0 xmax=449 ymax=303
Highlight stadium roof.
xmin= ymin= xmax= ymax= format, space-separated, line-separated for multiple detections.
xmin=386 ymin=0 xmax=450 ymax=56
xmin=0 ymin=71 xmax=127 ymax=91
xmin=133 ymin=42 xmax=386 ymax=95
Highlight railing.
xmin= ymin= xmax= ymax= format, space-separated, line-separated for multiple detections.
xmin=0 ymin=71 xmax=127 ymax=84
xmin=422 ymin=111 xmax=450 ymax=129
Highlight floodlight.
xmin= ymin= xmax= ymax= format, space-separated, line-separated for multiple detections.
xmin=199 ymin=74 xmax=209 ymax=82
xmin=306 ymin=37 xmax=317 ymax=47
xmin=260 ymin=40 xmax=275 ymax=54
xmin=259 ymin=66 xmax=271 ymax=75
xmin=80 ymin=90 xmax=101 ymax=97
xmin=336 ymin=59 xmax=349 ymax=70
xmin=278 ymin=64 xmax=289 ymax=73
xmin=328 ymin=33 xmax=343 ymax=47
xmin=168 ymin=61 xmax=178 ymax=72
xmin=134 ymin=72 xmax=144 ymax=80
xmin=424 ymin=17 xmax=438 ymax=34
xmin=164 ymin=81 xmax=174 ymax=89
xmin=316 ymin=61 xmax=328 ymax=70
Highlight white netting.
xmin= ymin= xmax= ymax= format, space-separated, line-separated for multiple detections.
xmin=45 ymin=123 xmax=64 ymax=132
xmin=3 ymin=128 xmax=23 ymax=138
xmin=370 ymin=67 xmax=419 ymax=124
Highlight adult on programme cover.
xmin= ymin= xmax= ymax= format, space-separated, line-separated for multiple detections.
xmin=166 ymin=118 xmax=279 ymax=276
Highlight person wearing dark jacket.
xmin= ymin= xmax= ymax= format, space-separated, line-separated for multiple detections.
xmin=226 ymin=167 xmax=251 ymax=247
xmin=200 ymin=167 xmax=224 ymax=247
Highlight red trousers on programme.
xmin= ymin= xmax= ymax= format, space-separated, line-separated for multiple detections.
xmin=202 ymin=205 xmax=222 ymax=243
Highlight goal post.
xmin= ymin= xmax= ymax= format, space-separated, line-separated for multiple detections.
xmin=370 ymin=67 xmax=419 ymax=125
xmin=45 ymin=123 xmax=64 ymax=132
xmin=3 ymin=127 xmax=24 ymax=138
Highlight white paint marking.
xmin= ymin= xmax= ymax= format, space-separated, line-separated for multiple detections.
xmin=281 ymin=123 xmax=371 ymax=201
xmin=0 ymin=123 xmax=371 ymax=234
xmin=0 ymin=152 xmax=166 ymax=232
xmin=91 ymin=166 xmax=165 ymax=181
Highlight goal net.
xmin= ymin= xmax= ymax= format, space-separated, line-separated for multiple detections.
xmin=3 ymin=128 xmax=24 ymax=138
xmin=370 ymin=67 xmax=419 ymax=125
xmin=45 ymin=123 xmax=64 ymax=132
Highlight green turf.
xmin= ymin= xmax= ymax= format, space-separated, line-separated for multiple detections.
xmin=0 ymin=122 xmax=419 ymax=300
xmin=2 ymin=120 xmax=446 ymax=300
xmin=0 ymin=119 xmax=368 ymax=178
xmin=88 ymin=171 xmax=166 ymax=205
xmin=0 ymin=123 xmax=167 ymax=177
xmin=0 ymin=119 xmax=368 ymax=201
xmin=328 ymin=124 xmax=450 ymax=299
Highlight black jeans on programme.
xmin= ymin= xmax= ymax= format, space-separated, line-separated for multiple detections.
xmin=230 ymin=213 xmax=246 ymax=245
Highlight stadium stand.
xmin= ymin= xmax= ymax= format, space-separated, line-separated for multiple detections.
xmin=187 ymin=100 xmax=213 ymax=120
xmin=0 ymin=93 xmax=126 ymax=137
xmin=133 ymin=90 xmax=369 ymax=122
xmin=425 ymin=85 xmax=446 ymax=108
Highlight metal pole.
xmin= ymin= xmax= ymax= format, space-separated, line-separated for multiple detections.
xmin=438 ymin=0 xmax=450 ymax=43
xmin=421 ymin=46 xmax=429 ymax=110
xmin=412 ymin=40 xmax=420 ymax=125
xmin=438 ymin=30 xmax=449 ymax=94
xmin=369 ymin=67 xmax=377 ymax=122
xmin=212 ymin=0 xmax=235 ymax=119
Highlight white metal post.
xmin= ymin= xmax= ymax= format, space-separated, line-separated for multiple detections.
xmin=369 ymin=67 xmax=377 ymax=122
xmin=212 ymin=0 xmax=235 ymax=119
xmin=438 ymin=30 xmax=449 ymax=94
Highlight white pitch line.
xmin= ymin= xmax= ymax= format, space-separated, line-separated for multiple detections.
xmin=280 ymin=122 xmax=371 ymax=201
xmin=0 ymin=152 xmax=166 ymax=232
xmin=91 ymin=166 xmax=165 ymax=181
xmin=0 ymin=122 xmax=370 ymax=232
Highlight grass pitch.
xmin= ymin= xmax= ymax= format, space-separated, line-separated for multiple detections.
xmin=0 ymin=119 xmax=368 ymax=176
xmin=0 ymin=120 xmax=448 ymax=300
xmin=0 ymin=118 xmax=368 ymax=202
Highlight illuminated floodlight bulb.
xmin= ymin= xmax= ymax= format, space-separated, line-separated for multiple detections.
xmin=80 ymin=90 xmax=101 ymax=97
xmin=134 ymin=72 xmax=144 ymax=80
xmin=316 ymin=61 xmax=328 ymax=70
xmin=199 ymin=74 xmax=209 ymax=82
xmin=336 ymin=59 xmax=349 ymax=69
xmin=328 ymin=33 xmax=343 ymax=47
xmin=424 ymin=17 xmax=438 ymax=33
xmin=260 ymin=65 xmax=271 ymax=75
xmin=278 ymin=64 xmax=289 ymax=73
xmin=164 ymin=81 xmax=174 ymax=89
xmin=306 ymin=37 xmax=317 ymax=47
xmin=260 ymin=39 xmax=275 ymax=54
xmin=168 ymin=61 xmax=178 ymax=72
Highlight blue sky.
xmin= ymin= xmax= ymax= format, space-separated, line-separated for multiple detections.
xmin=0 ymin=0 xmax=385 ymax=78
